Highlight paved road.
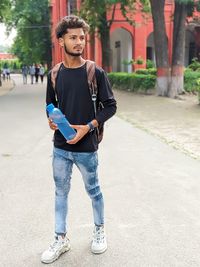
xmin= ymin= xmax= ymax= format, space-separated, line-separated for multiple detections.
xmin=1 ymin=75 xmax=200 ymax=267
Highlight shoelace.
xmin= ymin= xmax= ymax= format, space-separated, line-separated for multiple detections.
xmin=49 ymin=239 xmax=63 ymax=252
xmin=93 ymin=228 xmax=105 ymax=244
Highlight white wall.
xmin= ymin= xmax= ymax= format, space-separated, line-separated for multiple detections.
xmin=111 ymin=28 xmax=133 ymax=73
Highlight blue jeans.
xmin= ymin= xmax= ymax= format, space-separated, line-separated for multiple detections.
xmin=52 ymin=147 xmax=104 ymax=235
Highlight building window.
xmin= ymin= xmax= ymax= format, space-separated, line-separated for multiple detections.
xmin=67 ymin=0 xmax=77 ymax=15
xmin=147 ymin=47 xmax=153 ymax=60
xmin=115 ymin=41 xmax=121 ymax=72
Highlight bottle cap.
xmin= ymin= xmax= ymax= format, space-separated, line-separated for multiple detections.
xmin=46 ymin=103 xmax=55 ymax=113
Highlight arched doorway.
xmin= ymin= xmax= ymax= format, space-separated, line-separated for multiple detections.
xmin=194 ymin=26 xmax=200 ymax=62
xmin=146 ymin=32 xmax=156 ymax=65
xmin=185 ymin=30 xmax=195 ymax=66
xmin=110 ymin=28 xmax=133 ymax=73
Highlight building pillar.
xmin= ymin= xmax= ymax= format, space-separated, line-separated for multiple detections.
xmin=77 ymin=0 xmax=82 ymax=11
xmin=89 ymin=33 xmax=95 ymax=61
xmin=194 ymin=27 xmax=200 ymax=61
xmin=94 ymin=33 xmax=102 ymax=66
xmin=134 ymin=25 xmax=146 ymax=70
xmin=50 ymin=0 xmax=66 ymax=65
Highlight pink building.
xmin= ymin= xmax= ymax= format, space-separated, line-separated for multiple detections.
xmin=50 ymin=0 xmax=200 ymax=71
xmin=0 ymin=53 xmax=17 ymax=60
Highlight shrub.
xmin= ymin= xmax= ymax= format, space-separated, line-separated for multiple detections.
xmin=146 ymin=59 xmax=156 ymax=69
xmin=0 ymin=59 xmax=21 ymax=71
xmin=108 ymin=72 xmax=156 ymax=93
xmin=135 ymin=57 xmax=144 ymax=65
xmin=188 ymin=58 xmax=200 ymax=71
xmin=184 ymin=69 xmax=200 ymax=92
xmin=135 ymin=68 xmax=156 ymax=76
xmin=122 ymin=59 xmax=134 ymax=66
xmin=108 ymin=69 xmax=200 ymax=96
xmin=184 ymin=68 xmax=200 ymax=103
xmin=135 ymin=69 xmax=149 ymax=75
xmin=196 ymin=78 xmax=200 ymax=104
xmin=148 ymin=68 xmax=157 ymax=75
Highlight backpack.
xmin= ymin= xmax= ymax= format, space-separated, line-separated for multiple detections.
xmin=51 ymin=60 xmax=104 ymax=143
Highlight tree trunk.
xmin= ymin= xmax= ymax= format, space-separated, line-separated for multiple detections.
xmin=150 ymin=0 xmax=170 ymax=96
xmin=99 ymin=10 xmax=112 ymax=72
xmin=45 ymin=39 xmax=52 ymax=70
xmin=168 ymin=2 xmax=187 ymax=98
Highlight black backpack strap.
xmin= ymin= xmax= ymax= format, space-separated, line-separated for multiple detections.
xmin=86 ymin=60 xmax=104 ymax=143
xmin=51 ymin=62 xmax=63 ymax=103
xmin=86 ymin=60 xmax=98 ymax=115
xmin=51 ymin=62 xmax=63 ymax=89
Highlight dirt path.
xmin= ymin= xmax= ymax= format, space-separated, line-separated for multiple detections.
xmin=114 ymin=89 xmax=200 ymax=160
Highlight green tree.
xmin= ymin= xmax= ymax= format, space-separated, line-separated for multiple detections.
xmin=81 ymin=0 xmax=200 ymax=98
xmin=150 ymin=0 xmax=200 ymax=98
xmin=149 ymin=0 xmax=169 ymax=96
xmin=168 ymin=0 xmax=198 ymax=98
xmin=79 ymin=0 xmax=140 ymax=72
xmin=4 ymin=0 xmax=52 ymax=68
xmin=0 ymin=0 xmax=10 ymax=22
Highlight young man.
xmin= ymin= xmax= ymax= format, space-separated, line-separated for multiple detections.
xmin=41 ymin=15 xmax=117 ymax=264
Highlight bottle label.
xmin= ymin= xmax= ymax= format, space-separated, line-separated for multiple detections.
xmin=50 ymin=114 xmax=66 ymax=124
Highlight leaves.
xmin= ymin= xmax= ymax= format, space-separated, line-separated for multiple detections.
xmin=0 ymin=0 xmax=11 ymax=22
xmin=174 ymin=0 xmax=200 ymax=16
xmin=3 ymin=0 xmax=52 ymax=66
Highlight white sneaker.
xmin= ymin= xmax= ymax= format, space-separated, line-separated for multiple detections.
xmin=41 ymin=235 xmax=70 ymax=264
xmin=91 ymin=225 xmax=107 ymax=254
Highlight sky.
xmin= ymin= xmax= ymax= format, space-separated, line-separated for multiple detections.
xmin=0 ymin=23 xmax=17 ymax=47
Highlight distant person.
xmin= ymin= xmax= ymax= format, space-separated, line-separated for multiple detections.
xmin=6 ymin=68 xmax=10 ymax=80
xmin=29 ymin=64 xmax=35 ymax=84
xmin=39 ymin=64 xmax=45 ymax=83
xmin=2 ymin=68 xmax=6 ymax=81
xmin=35 ymin=64 xmax=40 ymax=83
xmin=22 ymin=65 xmax=28 ymax=84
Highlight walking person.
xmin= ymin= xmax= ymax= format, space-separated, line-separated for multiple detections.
xmin=6 ymin=68 xmax=10 ymax=80
xmin=39 ymin=64 xmax=45 ymax=83
xmin=21 ymin=65 xmax=28 ymax=84
xmin=35 ymin=64 xmax=40 ymax=83
xmin=41 ymin=15 xmax=117 ymax=264
xmin=29 ymin=64 xmax=35 ymax=84
xmin=2 ymin=68 xmax=6 ymax=81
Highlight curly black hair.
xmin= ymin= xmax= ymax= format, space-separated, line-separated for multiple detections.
xmin=55 ymin=15 xmax=90 ymax=39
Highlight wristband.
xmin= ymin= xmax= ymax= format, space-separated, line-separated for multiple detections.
xmin=87 ymin=121 xmax=95 ymax=132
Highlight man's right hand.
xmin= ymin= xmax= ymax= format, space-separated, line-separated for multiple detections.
xmin=48 ymin=118 xmax=58 ymax=131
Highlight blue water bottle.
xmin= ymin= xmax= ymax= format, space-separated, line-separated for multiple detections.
xmin=46 ymin=103 xmax=76 ymax=140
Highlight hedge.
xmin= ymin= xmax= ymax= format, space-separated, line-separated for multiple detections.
xmin=108 ymin=72 xmax=156 ymax=93
xmin=108 ymin=69 xmax=200 ymax=94
xmin=188 ymin=58 xmax=200 ymax=71
xmin=0 ymin=59 xmax=21 ymax=71
xmin=135 ymin=68 xmax=157 ymax=76
xmin=184 ymin=69 xmax=200 ymax=93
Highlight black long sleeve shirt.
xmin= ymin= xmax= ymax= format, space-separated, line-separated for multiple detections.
xmin=46 ymin=63 xmax=117 ymax=152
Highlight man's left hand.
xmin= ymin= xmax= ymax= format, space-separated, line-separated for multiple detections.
xmin=67 ymin=124 xmax=90 ymax=144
